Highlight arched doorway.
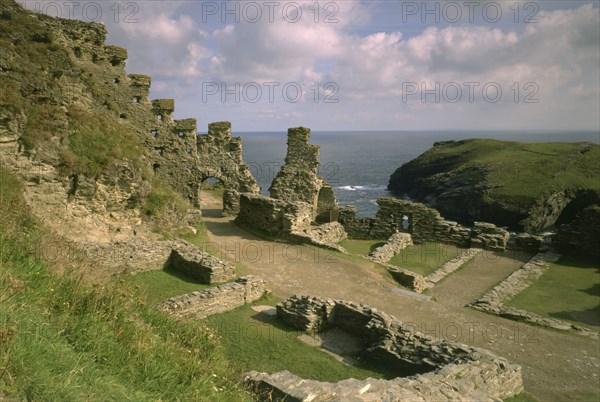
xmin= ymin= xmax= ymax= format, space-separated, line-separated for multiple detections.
xmin=200 ymin=176 xmax=227 ymax=218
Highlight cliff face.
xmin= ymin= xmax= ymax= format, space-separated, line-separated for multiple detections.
xmin=387 ymin=139 xmax=600 ymax=232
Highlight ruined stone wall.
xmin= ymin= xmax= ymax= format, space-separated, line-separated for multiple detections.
xmin=234 ymin=193 xmax=312 ymax=236
xmin=196 ymin=122 xmax=259 ymax=213
xmin=337 ymin=206 xmax=375 ymax=239
xmin=555 ymin=204 xmax=600 ymax=257
xmin=385 ymin=265 xmax=427 ymax=293
xmin=246 ymin=295 xmax=523 ymax=401
xmin=269 ymin=127 xmax=337 ymax=221
xmin=339 ymin=198 xmax=509 ymax=250
xmin=470 ymin=221 xmax=510 ymax=251
xmin=159 ymin=275 xmax=270 ymax=319
xmin=1 ymin=2 xmax=260 ymax=211
xmin=166 ymin=240 xmax=236 ymax=284
xmin=369 ymin=232 xmax=413 ymax=263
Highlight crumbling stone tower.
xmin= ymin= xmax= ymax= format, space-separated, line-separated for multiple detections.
xmin=269 ymin=127 xmax=337 ymax=222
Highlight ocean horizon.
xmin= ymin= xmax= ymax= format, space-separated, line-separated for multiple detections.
xmin=239 ymin=130 xmax=600 ymax=218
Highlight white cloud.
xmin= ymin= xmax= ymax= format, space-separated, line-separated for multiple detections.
xmin=17 ymin=0 xmax=599 ymax=130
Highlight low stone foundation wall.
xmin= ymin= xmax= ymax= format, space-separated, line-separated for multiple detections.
xmin=244 ymin=295 xmax=523 ymax=401
xmin=385 ymin=264 xmax=427 ymax=293
xmin=159 ymin=275 xmax=270 ymax=319
xmin=84 ymin=239 xmax=176 ymax=275
xmin=369 ymin=232 xmax=413 ymax=263
xmin=166 ymin=240 xmax=236 ymax=284
xmin=425 ymin=248 xmax=483 ymax=288
xmin=471 ymin=222 xmax=509 ymax=251
xmin=469 ymin=252 xmax=599 ymax=339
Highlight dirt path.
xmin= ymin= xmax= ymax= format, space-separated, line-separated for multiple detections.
xmin=200 ymin=191 xmax=600 ymax=401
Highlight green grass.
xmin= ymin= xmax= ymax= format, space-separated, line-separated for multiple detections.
xmin=387 ymin=242 xmax=464 ymax=277
xmin=204 ymin=296 xmax=401 ymax=382
xmin=339 ymin=239 xmax=386 ymax=256
xmin=504 ymin=392 xmax=538 ymax=402
xmin=392 ymin=139 xmax=600 ymax=213
xmin=124 ymin=269 xmax=212 ymax=306
xmin=506 ymin=256 xmax=600 ymax=330
xmin=0 ymin=167 xmax=251 ymax=401
xmin=422 ymin=139 xmax=598 ymax=202
xmin=121 ymin=238 xmax=398 ymax=383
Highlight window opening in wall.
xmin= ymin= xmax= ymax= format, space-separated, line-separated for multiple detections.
xmin=402 ymin=215 xmax=410 ymax=231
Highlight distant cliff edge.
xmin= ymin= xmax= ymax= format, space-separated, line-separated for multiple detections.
xmin=387 ymin=139 xmax=600 ymax=232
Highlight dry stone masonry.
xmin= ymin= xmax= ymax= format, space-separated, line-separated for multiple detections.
xmin=339 ymin=197 xmax=509 ymax=251
xmin=244 ymin=295 xmax=523 ymax=401
xmin=167 ymin=240 xmax=236 ymax=284
xmin=159 ymin=275 xmax=270 ymax=319
xmin=369 ymin=232 xmax=413 ymax=263
xmin=385 ymin=264 xmax=428 ymax=293
xmin=424 ymin=248 xmax=483 ymax=288
xmin=469 ymin=252 xmax=599 ymax=339
xmin=234 ymin=193 xmax=312 ymax=236
xmin=269 ymin=127 xmax=338 ymax=222
xmin=196 ymin=122 xmax=260 ymax=214
xmin=470 ymin=222 xmax=510 ymax=251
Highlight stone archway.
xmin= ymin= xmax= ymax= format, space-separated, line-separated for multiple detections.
xmin=196 ymin=122 xmax=260 ymax=215
xmin=196 ymin=122 xmax=259 ymax=194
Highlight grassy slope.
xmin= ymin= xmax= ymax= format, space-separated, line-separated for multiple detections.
xmin=0 ymin=167 xmax=251 ymax=401
xmin=390 ymin=139 xmax=600 ymax=219
xmin=426 ymin=139 xmax=599 ymax=205
xmin=506 ymin=256 xmax=600 ymax=330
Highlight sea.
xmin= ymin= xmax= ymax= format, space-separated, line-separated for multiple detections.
xmin=240 ymin=131 xmax=600 ymax=218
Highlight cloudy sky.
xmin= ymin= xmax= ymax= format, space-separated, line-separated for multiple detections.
xmin=19 ymin=1 xmax=600 ymax=132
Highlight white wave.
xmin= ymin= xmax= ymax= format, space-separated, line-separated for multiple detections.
xmin=336 ymin=185 xmax=388 ymax=191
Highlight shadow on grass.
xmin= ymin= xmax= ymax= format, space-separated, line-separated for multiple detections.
xmin=369 ymin=242 xmax=386 ymax=253
xmin=249 ymin=311 xmax=433 ymax=380
xmin=161 ymin=265 xmax=206 ymax=285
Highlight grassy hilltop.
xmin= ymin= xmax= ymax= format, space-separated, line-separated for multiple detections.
xmin=388 ymin=139 xmax=600 ymax=232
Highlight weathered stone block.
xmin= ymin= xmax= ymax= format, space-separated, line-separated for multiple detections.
xmin=128 ymin=74 xmax=151 ymax=87
xmin=159 ymin=275 xmax=270 ymax=319
xmin=369 ymin=232 xmax=413 ymax=263
xmin=166 ymin=240 xmax=236 ymax=284
xmin=386 ymin=265 xmax=427 ymax=293
xmin=152 ymin=98 xmax=175 ymax=113
xmin=105 ymin=45 xmax=127 ymax=64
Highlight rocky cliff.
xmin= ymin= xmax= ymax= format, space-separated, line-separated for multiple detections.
xmin=387 ymin=139 xmax=600 ymax=232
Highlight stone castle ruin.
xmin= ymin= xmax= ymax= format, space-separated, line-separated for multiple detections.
xmin=269 ymin=127 xmax=338 ymax=223
xmin=234 ymin=127 xmax=345 ymax=247
xmin=0 ymin=6 xmax=258 ymax=214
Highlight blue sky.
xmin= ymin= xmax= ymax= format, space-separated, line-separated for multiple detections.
xmin=19 ymin=1 xmax=600 ymax=132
